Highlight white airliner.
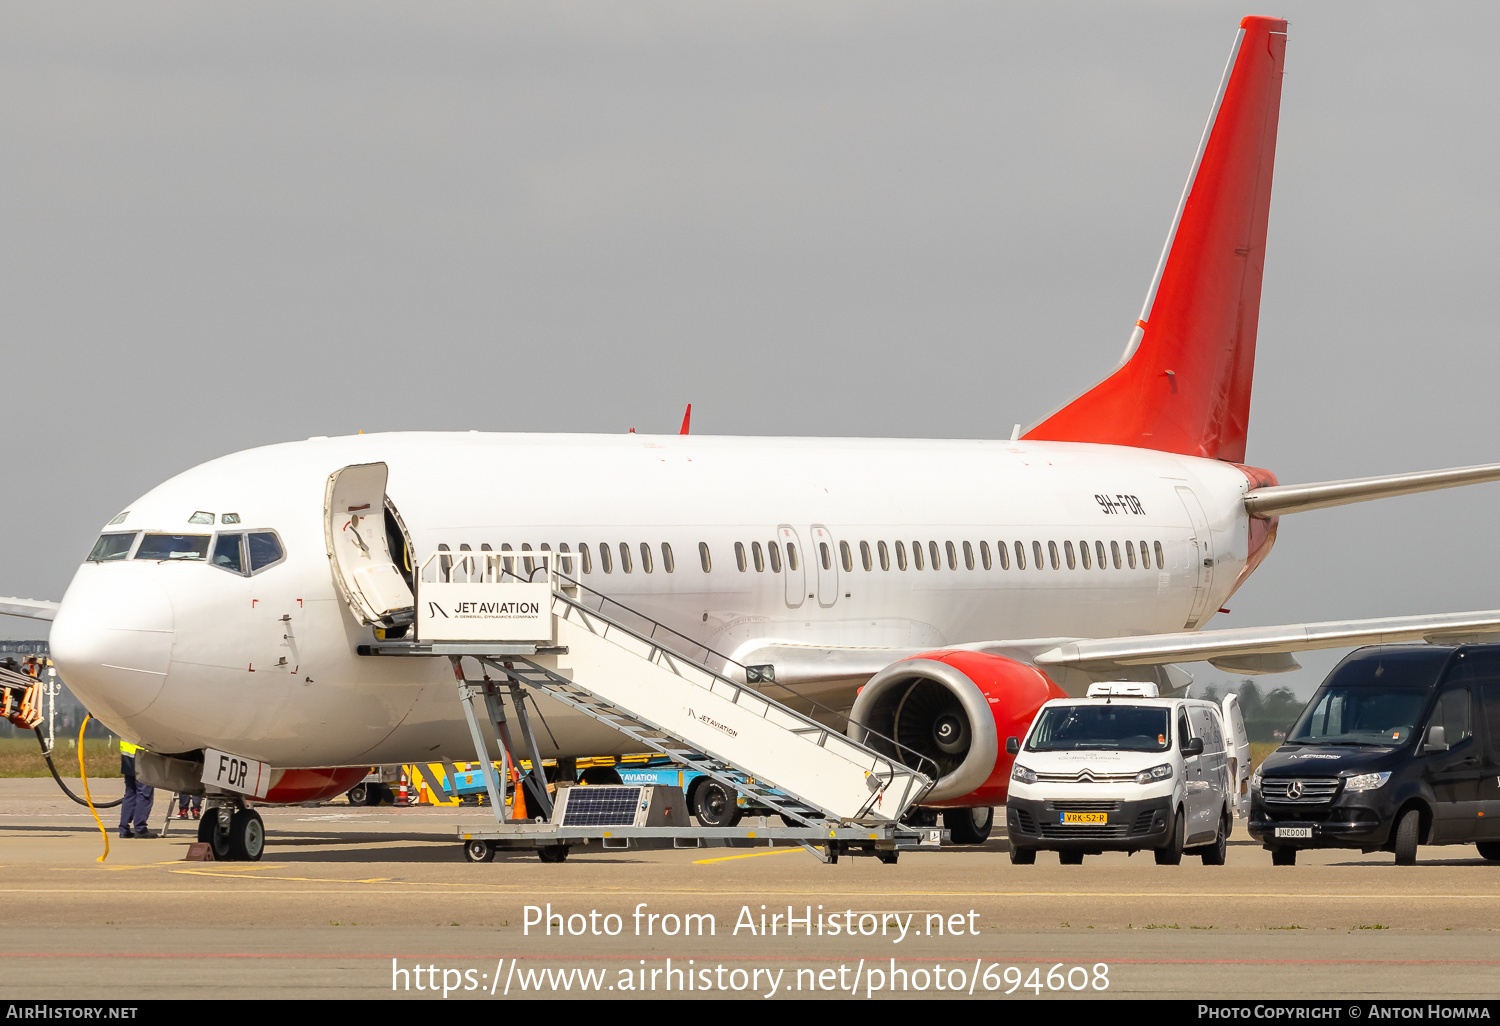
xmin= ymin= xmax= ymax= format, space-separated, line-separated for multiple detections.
xmin=9 ymin=17 xmax=1500 ymax=842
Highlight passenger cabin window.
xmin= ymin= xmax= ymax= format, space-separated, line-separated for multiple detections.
xmin=860 ymin=541 xmax=872 ymax=572
xmin=930 ymin=541 xmax=941 ymax=570
xmin=996 ymin=541 xmax=1009 ymax=570
xmin=784 ymin=542 xmax=797 ymax=572
xmin=639 ymin=542 xmax=653 ymax=574
xmin=212 ymin=534 xmax=244 ymax=574
xmin=735 ymin=542 xmax=748 ymax=572
xmin=1110 ymin=541 xmax=1122 ymax=569
xmin=819 ymin=542 xmax=831 ymax=571
xmin=1064 ymin=540 xmax=1076 ymax=570
xmin=619 ymin=542 xmax=633 ymax=574
xmin=1125 ymin=541 xmax=1137 ymax=569
xmin=136 ymin=534 xmax=210 ymax=561
xmin=979 ymin=541 xmax=991 ymax=570
xmin=559 ymin=543 xmax=574 ymax=575
xmin=598 ymin=542 xmax=613 ymax=574
xmin=88 ymin=533 xmax=136 ymax=562
xmin=840 ymin=540 xmax=854 ymax=573
xmin=1096 ymin=541 xmax=1107 ymax=568
xmin=911 ymin=541 xmax=924 ymax=571
xmin=767 ymin=540 xmax=782 ymax=573
xmin=1139 ymin=540 xmax=1151 ymax=569
xmin=1033 ymin=541 xmax=1044 ymax=570
xmin=1154 ymin=541 xmax=1165 ymax=569
xmin=699 ymin=542 xmax=712 ymax=573
xmin=661 ymin=542 xmax=675 ymax=573
xmin=1078 ymin=540 xmax=1091 ymax=569
xmin=947 ymin=541 xmax=959 ymax=570
xmin=522 ymin=542 xmax=535 ymax=575
xmin=578 ymin=543 xmax=593 ymax=574
xmin=1013 ymin=541 xmax=1025 ymax=570
xmin=878 ymin=540 xmax=890 ymax=571
xmin=752 ymin=541 xmax=766 ymax=572
xmin=1048 ymin=541 xmax=1060 ymax=570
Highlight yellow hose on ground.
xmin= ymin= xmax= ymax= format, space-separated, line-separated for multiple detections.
xmin=78 ymin=716 xmax=108 ymax=862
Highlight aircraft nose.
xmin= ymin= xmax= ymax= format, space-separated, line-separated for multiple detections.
xmin=50 ymin=567 xmax=174 ymax=723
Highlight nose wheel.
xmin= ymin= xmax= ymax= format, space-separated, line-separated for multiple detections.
xmin=198 ymin=802 xmax=265 ymax=861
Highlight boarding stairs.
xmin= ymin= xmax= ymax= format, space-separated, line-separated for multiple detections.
xmin=365 ymin=552 xmax=935 ymax=831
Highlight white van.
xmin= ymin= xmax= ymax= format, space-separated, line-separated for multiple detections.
xmin=1003 ymin=683 xmax=1250 ymax=866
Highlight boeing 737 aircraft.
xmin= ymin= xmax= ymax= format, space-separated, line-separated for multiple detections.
xmin=9 ymin=17 xmax=1500 ymax=855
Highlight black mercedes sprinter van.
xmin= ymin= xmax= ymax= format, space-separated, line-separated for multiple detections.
xmin=1249 ymin=644 xmax=1500 ymax=866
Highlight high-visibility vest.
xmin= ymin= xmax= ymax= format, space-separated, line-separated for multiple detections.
xmin=120 ymin=741 xmax=139 ymax=756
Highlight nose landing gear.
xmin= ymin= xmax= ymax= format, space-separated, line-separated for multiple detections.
xmin=198 ymin=799 xmax=265 ymax=861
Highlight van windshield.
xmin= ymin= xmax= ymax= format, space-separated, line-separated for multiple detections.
xmin=1287 ymin=687 xmax=1427 ymax=747
xmin=1026 ymin=705 xmax=1171 ymax=752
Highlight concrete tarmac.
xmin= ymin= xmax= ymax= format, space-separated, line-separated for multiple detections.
xmin=3 ymin=779 xmax=1499 ymax=1001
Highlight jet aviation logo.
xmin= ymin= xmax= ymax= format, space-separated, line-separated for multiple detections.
xmin=427 ymin=602 xmax=449 ymax=619
xmin=425 ymin=600 xmax=541 ymax=618
xmin=687 ymin=708 xmax=738 ymax=738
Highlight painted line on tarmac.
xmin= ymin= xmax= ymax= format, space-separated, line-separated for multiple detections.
xmin=693 ymin=849 xmax=810 ymax=864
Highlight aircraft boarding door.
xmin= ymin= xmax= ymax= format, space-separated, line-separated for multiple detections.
xmin=1174 ymin=486 xmax=1216 ymax=630
xmin=324 ymin=463 xmax=416 ymax=627
xmin=1221 ymin=692 xmax=1251 ymax=818
xmin=809 ymin=525 xmax=840 ymax=608
xmin=777 ymin=525 xmax=806 ymax=609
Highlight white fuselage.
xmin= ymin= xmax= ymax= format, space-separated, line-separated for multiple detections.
xmin=49 ymin=432 xmax=1260 ymax=768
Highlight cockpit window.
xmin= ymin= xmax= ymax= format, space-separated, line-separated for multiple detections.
xmin=221 ymin=513 xmax=240 ymax=524
xmin=248 ymin=532 xmax=285 ymax=572
xmin=188 ymin=511 xmax=215 ymax=525
xmin=87 ymin=533 xmax=136 ymax=562
xmin=107 ymin=512 xmax=129 ymax=526
xmin=136 ymin=535 xmax=210 ymax=561
xmin=212 ymin=534 xmax=245 ymax=574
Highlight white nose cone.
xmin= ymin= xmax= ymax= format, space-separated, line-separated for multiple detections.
xmin=50 ymin=566 xmax=174 ymax=725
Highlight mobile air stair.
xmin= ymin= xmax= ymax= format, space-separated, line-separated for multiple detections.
xmin=359 ymin=549 xmax=940 ymax=864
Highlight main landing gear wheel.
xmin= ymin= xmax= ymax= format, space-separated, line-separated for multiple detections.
xmin=346 ymin=784 xmax=368 ymax=806
xmin=943 ymin=806 xmax=993 ymax=845
xmin=693 ymin=781 xmax=741 ymax=828
xmin=1271 ymin=847 xmax=1296 ymax=866
xmin=1009 ymin=846 xmax=1037 ymax=865
xmin=1154 ymin=809 xmax=1185 ymax=866
xmin=537 ymin=844 xmax=569 ymax=863
xmin=1477 ymin=842 xmax=1500 ymax=862
xmin=463 ymin=839 xmax=495 ymax=863
xmin=1058 ymin=850 xmax=1085 ymax=865
xmin=1393 ymin=808 xmax=1421 ymax=866
xmin=228 ymin=808 xmax=265 ymax=861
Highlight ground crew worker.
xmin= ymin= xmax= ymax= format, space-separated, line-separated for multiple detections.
xmin=119 ymin=740 xmax=155 ymax=838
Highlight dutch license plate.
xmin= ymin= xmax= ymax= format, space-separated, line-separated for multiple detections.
xmin=1275 ymin=826 xmax=1312 ymax=839
xmin=1060 ymin=812 xmax=1108 ymax=825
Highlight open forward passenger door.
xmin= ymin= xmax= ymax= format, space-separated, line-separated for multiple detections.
xmin=324 ymin=463 xmax=415 ymax=627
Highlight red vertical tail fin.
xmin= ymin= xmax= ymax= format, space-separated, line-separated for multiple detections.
xmin=1024 ymin=17 xmax=1287 ymax=463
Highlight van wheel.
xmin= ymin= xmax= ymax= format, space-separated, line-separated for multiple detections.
xmin=1200 ymin=812 xmax=1229 ymax=866
xmin=1009 ymin=846 xmax=1036 ymax=865
xmin=1154 ymin=809 xmax=1185 ymax=865
xmin=1271 ymin=847 xmax=1296 ymax=866
xmin=1476 ymin=842 xmax=1500 ymax=862
xmin=1058 ymin=850 xmax=1084 ymax=865
xmin=944 ymin=807 xmax=993 ymax=845
xmin=1393 ymin=808 xmax=1421 ymax=866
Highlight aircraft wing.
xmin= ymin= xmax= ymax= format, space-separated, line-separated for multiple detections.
xmin=0 ymin=597 xmax=59 ymax=622
xmin=1033 ymin=609 xmax=1500 ymax=676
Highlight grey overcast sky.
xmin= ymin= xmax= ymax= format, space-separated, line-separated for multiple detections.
xmin=3 ymin=1 xmax=1498 ymax=697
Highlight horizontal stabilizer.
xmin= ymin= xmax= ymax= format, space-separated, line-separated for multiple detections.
xmin=1035 ymin=609 xmax=1500 ymax=673
xmin=1245 ymin=461 xmax=1500 ymax=518
xmin=0 ymin=597 xmax=58 ymax=622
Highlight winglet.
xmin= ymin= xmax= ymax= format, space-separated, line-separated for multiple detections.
xmin=680 ymin=404 xmax=691 ymax=436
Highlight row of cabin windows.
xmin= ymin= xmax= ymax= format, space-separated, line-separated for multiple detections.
xmin=443 ymin=537 xmax=1166 ymax=579
xmin=738 ymin=538 xmax=1167 ymax=573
